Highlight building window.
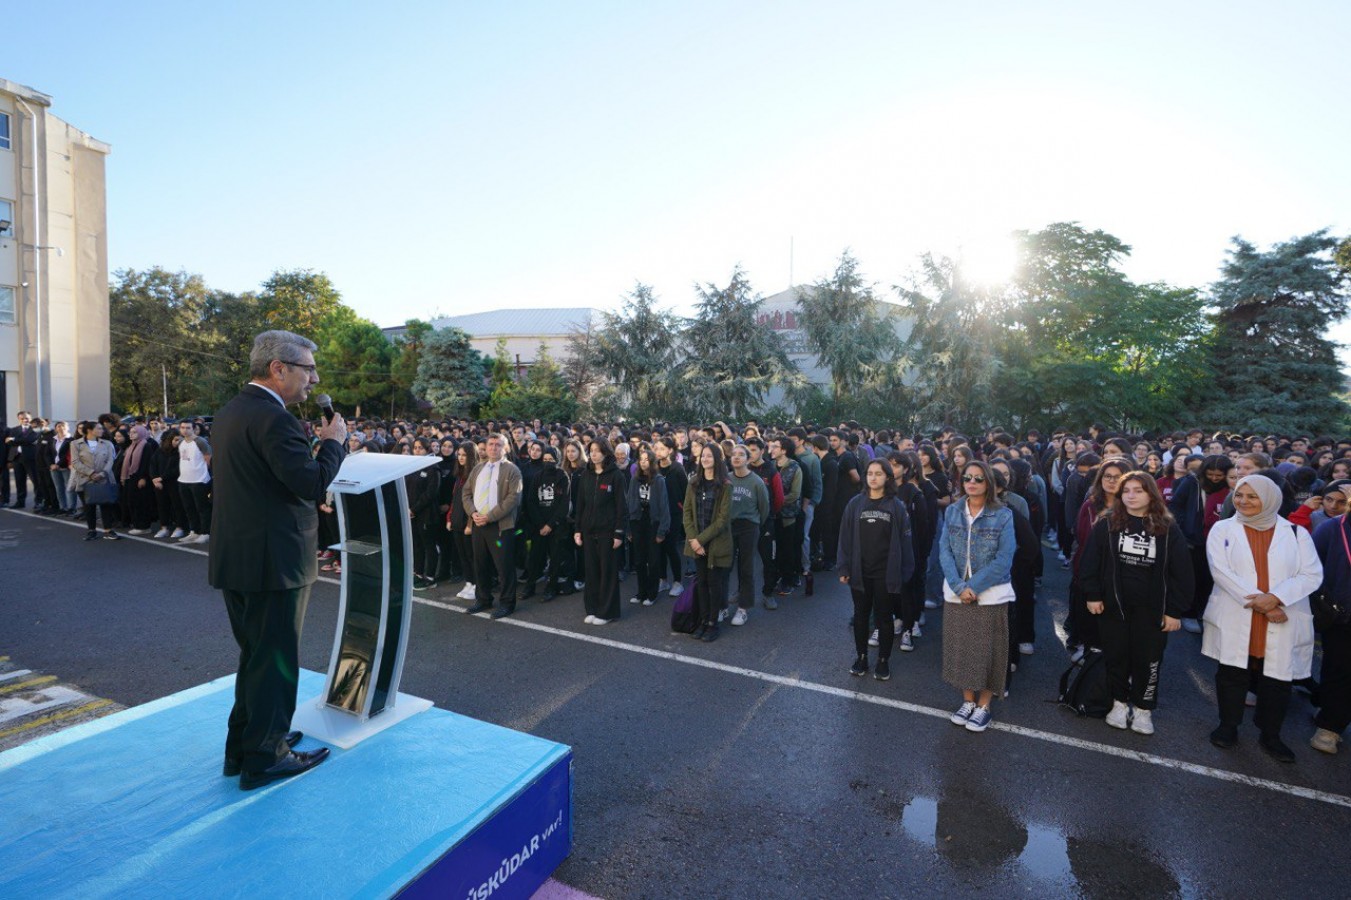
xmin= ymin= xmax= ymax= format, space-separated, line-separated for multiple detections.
xmin=0 ymin=286 xmax=15 ymax=325
xmin=0 ymin=199 xmax=12 ymax=236
xmin=0 ymin=112 xmax=9 ymax=150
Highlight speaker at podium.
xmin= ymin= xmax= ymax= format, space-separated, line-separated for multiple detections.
xmin=293 ymin=451 xmax=441 ymax=747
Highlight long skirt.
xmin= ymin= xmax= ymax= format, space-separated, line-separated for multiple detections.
xmin=942 ymin=601 xmax=1009 ymax=694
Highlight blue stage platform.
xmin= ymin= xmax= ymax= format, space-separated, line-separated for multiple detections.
xmin=0 ymin=670 xmax=572 ymax=899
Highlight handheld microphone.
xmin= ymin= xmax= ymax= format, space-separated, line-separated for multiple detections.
xmin=315 ymin=394 xmax=336 ymax=424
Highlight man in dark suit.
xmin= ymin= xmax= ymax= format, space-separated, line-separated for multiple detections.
xmin=208 ymin=330 xmax=347 ymax=791
xmin=7 ymin=410 xmax=38 ymax=508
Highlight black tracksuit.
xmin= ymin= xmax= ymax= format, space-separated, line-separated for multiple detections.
xmin=523 ymin=463 xmax=573 ymax=594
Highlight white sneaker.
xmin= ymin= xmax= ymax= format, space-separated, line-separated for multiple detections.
xmin=899 ymin=630 xmax=914 ymax=652
xmin=458 ymin=584 xmax=477 ymax=601
xmin=924 ymin=599 xmax=940 ymax=609
xmin=169 ymin=528 xmax=186 ymax=539
xmin=911 ymin=622 xmax=923 ymax=638
xmin=153 ymin=528 xmax=169 ymax=539
xmin=868 ymin=629 xmax=880 ymax=647
xmin=658 ymin=579 xmax=670 ymax=594
xmin=731 ymin=608 xmax=748 ymax=626
xmin=918 ymin=613 xmax=927 ymax=626
xmin=717 ymin=607 xmax=729 ymax=623
xmin=178 ymin=532 xmax=199 ymax=543
xmin=893 ymin=618 xmax=904 ymax=635
xmin=128 ymin=528 xmax=151 ymax=536
xmin=630 ymin=596 xmax=642 ymax=604
xmin=591 ymin=617 xmax=610 ymax=626
xmin=669 ymin=581 xmax=684 ymax=597
xmin=1130 ymin=708 xmax=1154 ymax=735
xmin=1106 ymin=700 xmax=1130 ymax=730
xmin=192 ymin=534 xmax=210 ymax=544
xmin=1019 ymin=642 xmax=1035 ymax=656
xmin=584 ymin=615 xmax=598 ymax=624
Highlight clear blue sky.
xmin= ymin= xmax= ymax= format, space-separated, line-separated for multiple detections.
xmin=6 ymin=1 xmax=1349 ymax=335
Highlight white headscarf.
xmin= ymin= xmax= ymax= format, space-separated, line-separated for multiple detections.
xmin=1233 ymin=474 xmax=1282 ymax=532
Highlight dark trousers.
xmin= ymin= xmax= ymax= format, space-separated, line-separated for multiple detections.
xmin=662 ymin=517 xmax=686 ymax=582
xmin=412 ymin=515 xmax=438 ymax=577
xmin=694 ymin=555 xmax=728 ymax=626
xmin=434 ymin=512 xmax=458 ymax=580
xmin=1188 ymin=542 xmax=1213 ymax=620
xmin=774 ymin=517 xmax=802 ymax=586
xmin=472 ymin=522 xmax=517 ymax=605
xmin=180 ymin=481 xmax=212 ymax=534
xmin=1097 ymin=604 xmax=1168 ymax=709
xmin=524 ymin=525 xmax=571 ymax=592
xmin=155 ymin=481 xmax=188 ymax=531
xmin=1216 ymin=655 xmax=1292 ymax=736
xmin=582 ymin=531 xmax=620 ymax=620
xmin=452 ymin=523 xmax=475 ymax=584
xmin=0 ymin=461 xmax=9 ymax=503
xmin=757 ymin=524 xmax=777 ymax=593
xmin=1317 ymin=625 xmax=1351 ymax=735
xmin=223 ymin=586 xmax=310 ymax=773
xmin=120 ymin=479 xmax=156 ymax=529
xmin=10 ymin=458 xmax=32 ymax=505
xmin=730 ymin=519 xmax=759 ymax=609
xmin=898 ymin=567 xmax=924 ymax=632
xmin=82 ymin=497 xmax=116 ymax=531
xmin=631 ymin=517 xmax=662 ymax=602
xmin=822 ymin=510 xmax=843 ymax=570
xmin=852 ymin=574 xmax=896 ymax=658
xmin=1013 ymin=558 xmax=1036 ymax=644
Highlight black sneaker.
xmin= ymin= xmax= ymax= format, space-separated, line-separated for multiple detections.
xmin=84 ymin=531 xmax=99 ymax=541
xmin=874 ymin=658 xmax=891 ymax=681
xmin=1209 ymin=725 xmax=1239 ymax=749
xmin=850 ymin=654 xmax=868 ymax=677
xmin=1259 ymin=734 xmax=1296 ymax=763
xmin=103 ymin=531 xmax=123 ymax=541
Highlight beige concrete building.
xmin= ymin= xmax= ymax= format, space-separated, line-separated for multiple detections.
xmin=422 ymin=307 xmax=599 ymax=373
xmin=0 ymin=78 xmax=110 ymax=425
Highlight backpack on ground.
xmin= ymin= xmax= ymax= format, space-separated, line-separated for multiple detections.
xmin=670 ymin=580 xmax=699 ymax=634
xmin=1056 ymin=649 xmax=1111 ymax=717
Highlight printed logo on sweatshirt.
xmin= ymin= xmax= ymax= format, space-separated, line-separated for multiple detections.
xmin=860 ymin=509 xmax=892 ymax=526
xmin=540 ymin=484 xmax=555 ymax=503
xmin=1117 ymin=530 xmax=1157 ymax=566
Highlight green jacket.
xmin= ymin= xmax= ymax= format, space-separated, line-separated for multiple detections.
xmin=682 ymin=479 xmax=733 ymax=568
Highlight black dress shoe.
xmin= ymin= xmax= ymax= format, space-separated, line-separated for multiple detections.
xmin=490 ymin=605 xmax=515 ymax=619
xmin=1210 ymin=725 xmax=1239 ymax=749
xmin=223 ymin=731 xmax=303 ymax=776
xmin=465 ymin=601 xmax=493 ymax=615
xmin=701 ymin=624 xmax=720 ymax=643
xmin=239 ymin=747 xmax=330 ymax=791
xmin=1259 ymin=734 xmax=1296 ymax=763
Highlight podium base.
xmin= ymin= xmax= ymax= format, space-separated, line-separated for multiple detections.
xmin=0 ymin=669 xmax=573 ymax=899
xmin=292 ymin=691 xmax=433 ymax=749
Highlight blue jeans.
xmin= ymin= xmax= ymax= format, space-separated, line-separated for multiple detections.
xmin=51 ymin=469 xmax=73 ymax=511
xmin=925 ymin=514 xmax=945 ymax=602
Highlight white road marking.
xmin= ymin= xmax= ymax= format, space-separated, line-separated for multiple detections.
xmin=0 ymin=670 xmax=34 ymax=684
xmin=0 ymin=685 xmax=92 ymax=725
xmin=9 ymin=507 xmax=1351 ymax=810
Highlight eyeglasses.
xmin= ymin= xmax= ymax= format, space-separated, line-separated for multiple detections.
xmin=962 ymin=474 xmax=986 ymax=484
xmin=1101 ymin=473 xmax=1122 ymax=482
xmin=280 ymin=360 xmax=318 ymax=374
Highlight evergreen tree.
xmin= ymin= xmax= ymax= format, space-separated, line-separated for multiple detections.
xmin=678 ymin=268 xmax=799 ymax=421
xmin=585 ymin=283 xmax=683 ymax=419
xmin=796 ymin=252 xmax=903 ymax=414
xmin=412 ymin=326 xmax=488 ymax=417
xmin=1198 ymin=230 xmax=1350 ymax=433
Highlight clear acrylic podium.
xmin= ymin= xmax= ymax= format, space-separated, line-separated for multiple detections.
xmin=292 ymin=452 xmax=440 ymax=748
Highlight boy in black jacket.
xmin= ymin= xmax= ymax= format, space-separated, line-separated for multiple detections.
xmin=521 ymin=446 xmax=574 ymax=600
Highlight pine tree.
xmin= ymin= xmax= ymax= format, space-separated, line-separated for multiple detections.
xmin=412 ymin=326 xmax=488 ymax=417
xmin=1199 ymin=230 xmax=1349 ymax=433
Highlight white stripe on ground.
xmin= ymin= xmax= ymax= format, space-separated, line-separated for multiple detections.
xmin=0 ymin=670 xmax=34 ymax=684
xmin=10 ymin=508 xmax=1351 ymax=810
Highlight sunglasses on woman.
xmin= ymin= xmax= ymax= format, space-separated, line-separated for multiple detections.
xmin=963 ymin=474 xmax=986 ymax=483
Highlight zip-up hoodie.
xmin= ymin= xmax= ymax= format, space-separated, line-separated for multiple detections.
xmin=1078 ymin=516 xmax=1193 ymax=621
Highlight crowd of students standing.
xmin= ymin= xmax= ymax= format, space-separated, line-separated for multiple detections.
xmin=8 ymin=411 xmax=1351 ymax=763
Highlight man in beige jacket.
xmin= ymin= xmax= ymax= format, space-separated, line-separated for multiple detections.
xmin=462 ymin=433 xmax=523 ymax=618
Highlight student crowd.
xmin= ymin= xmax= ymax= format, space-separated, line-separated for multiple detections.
xmin=7 ymin=411 xmax=1351 ymax=762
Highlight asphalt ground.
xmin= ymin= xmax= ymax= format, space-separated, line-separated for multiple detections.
xmin=3 ymin=506 xmax=1350 ymax=898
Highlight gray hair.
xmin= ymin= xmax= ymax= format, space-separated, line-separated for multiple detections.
xmin=249 ymin=330 xmax=317 ymax=379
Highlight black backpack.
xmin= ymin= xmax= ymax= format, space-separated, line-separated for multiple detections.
xmin=1056 ymin=650 xmax=1111 ymax=717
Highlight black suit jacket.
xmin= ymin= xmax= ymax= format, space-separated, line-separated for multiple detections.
xmin=9 ymin=425 xmax=38 ymax=464
xmin=208 ymin=385 xmax=345 ymax=592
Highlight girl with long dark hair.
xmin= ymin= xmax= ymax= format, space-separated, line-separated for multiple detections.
xmin=450 ymin=441 xmax=481 ymax=601
xmin=627 ymin=446 xmax=670 ymax=606
xmin=1080 ymin=472 xmax=1193 ymax=734
xmin=574 ymin=436 xmax=626 ymax=625
xmin=683 ymin=443 xmax=732 ymax=642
